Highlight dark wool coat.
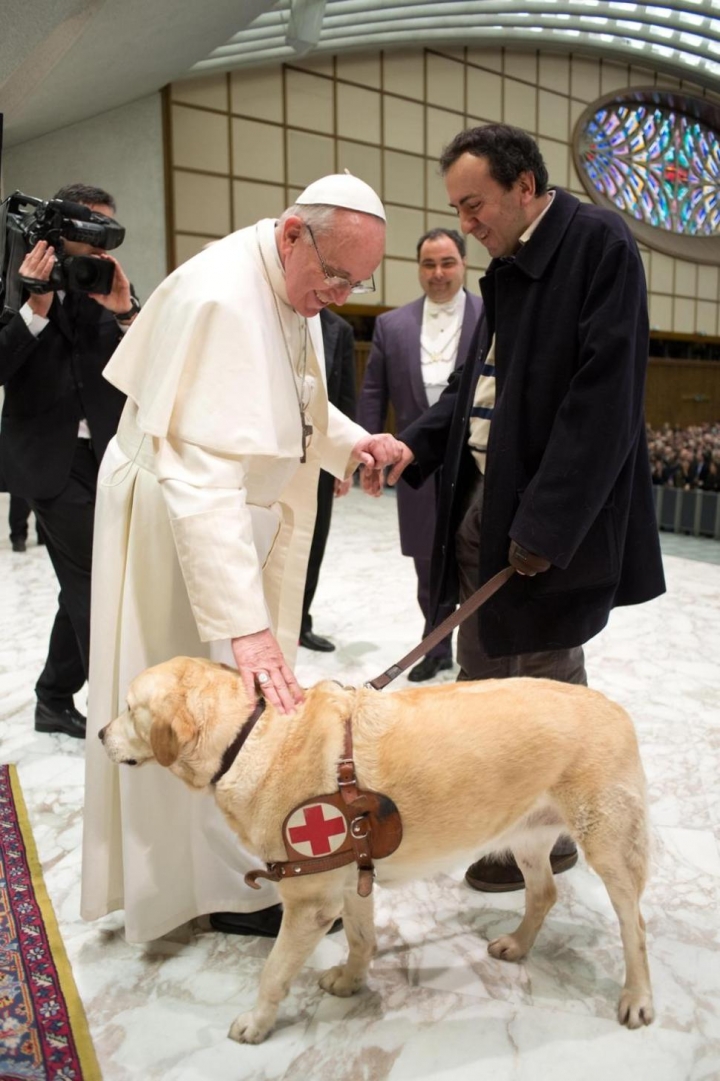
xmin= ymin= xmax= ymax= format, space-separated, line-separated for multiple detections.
xmin=400 ymin=188 xmax=666 ymax=656
xmin=0 ymin=293 xmax=126 ymax=499
xmin=357 ymin=290 xmax=482 ymax=559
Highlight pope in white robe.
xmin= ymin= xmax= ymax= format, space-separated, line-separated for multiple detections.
xmin=81 ymin=176 xmax=391 ymax=942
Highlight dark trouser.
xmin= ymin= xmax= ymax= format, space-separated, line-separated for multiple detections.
xmin=301 ymin=469 xmax=335 ymax=635
xmin=29 ymin=440 xmax=97 ymax=709
xmin=9 ymin=494 xmax=32 ymax=542
xmin=455 ymin=473 xmax=586 ymax=685
xmin=414 ymin=555 xmax=452 ymax=661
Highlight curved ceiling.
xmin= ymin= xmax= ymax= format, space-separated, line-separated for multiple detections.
xmin=3 ymin=1 xmax=720 ymax=149
xmin=193 ymin=1 xmax=720 ymax=92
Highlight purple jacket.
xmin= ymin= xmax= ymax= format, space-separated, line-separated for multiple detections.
xmin=357 ymin=290 xmax=483 ymax=558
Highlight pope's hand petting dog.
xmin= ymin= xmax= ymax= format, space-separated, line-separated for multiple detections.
xmin=231 ymin=629 xmax=303 ymax=715
xmin=508 ymin=540 xmax=551 ymax=576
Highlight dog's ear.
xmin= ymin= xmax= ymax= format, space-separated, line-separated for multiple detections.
xmin=150 ymin=702 xmax=197 ymax=767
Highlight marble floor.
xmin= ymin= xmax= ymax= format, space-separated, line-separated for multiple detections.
xmin=1 ymin=488 xmax=719 ymax=1081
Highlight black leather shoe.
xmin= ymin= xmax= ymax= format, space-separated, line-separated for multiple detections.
xmin=299 ymin=630 xmax=336 ymax=652
xmin=34 ymin=700 xmax=86 ymax=739
xmin=465 ymin=843 xmax=579 ymax=893
xmin=210 ymin=905 xmax=343 ymax=938
xmin=407 ymin=655 xmax=453 ymax=682
xmin=11 ymin=538 xmax=27 ymax=553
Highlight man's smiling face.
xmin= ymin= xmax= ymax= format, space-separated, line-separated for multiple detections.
xmin=444 ymin=153 xmax=537 ymax=260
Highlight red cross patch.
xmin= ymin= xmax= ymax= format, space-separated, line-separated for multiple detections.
xmin=285 ymin=801 xmax=348 ymax=857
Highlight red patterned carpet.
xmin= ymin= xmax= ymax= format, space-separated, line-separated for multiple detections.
xmin=0 ymin=764 xmax=101 ymax=1081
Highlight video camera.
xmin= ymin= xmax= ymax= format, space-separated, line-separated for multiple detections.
xmin=0 ymin=191 xmax=125 ymax=324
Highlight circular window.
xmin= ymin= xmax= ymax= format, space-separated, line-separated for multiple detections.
xmin=574 ymin=89 xmax=720 ymax=264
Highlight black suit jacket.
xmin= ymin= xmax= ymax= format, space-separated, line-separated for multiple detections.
xmin=319 ymin=308 xmax=356 ymax=418
xmin=0 ymin=293 xmax=127 ymax=499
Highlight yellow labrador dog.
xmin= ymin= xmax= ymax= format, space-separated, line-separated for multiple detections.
xmin=100 ymin=656 xmax=654 ymax=1043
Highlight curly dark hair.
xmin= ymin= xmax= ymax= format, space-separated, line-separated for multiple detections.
xmin=439 ymin=124 xmax=548 ymax=195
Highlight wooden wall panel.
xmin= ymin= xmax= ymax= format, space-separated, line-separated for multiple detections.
xmin=646 ymin=358 xmax=720 ymax=428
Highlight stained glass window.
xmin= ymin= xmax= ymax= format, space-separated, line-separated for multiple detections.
xmin=577 ymin=104 xmax=720 ymax=237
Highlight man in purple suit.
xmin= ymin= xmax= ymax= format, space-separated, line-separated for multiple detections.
xmin=357 ymin=229 xmax=483 ymax=681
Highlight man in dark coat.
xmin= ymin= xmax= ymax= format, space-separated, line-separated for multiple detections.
xmin=0 ymin=183 xmax=136 ymax=738
xmin=357 ymin=229 xmax=482 ymax=681
xmin=299 ymin=306 xmax=357 ymax=652
xmin=387 ymin=124 xmax=665 ymax=890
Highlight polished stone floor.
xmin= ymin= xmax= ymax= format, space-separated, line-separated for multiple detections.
xmin=1 ymin=488 xmax=719 ymax=1081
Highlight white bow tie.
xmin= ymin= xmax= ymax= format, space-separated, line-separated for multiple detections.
xmin=428 ymin=303 xmax=458 ymax=317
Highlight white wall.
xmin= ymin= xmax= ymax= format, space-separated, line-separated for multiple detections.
xmin=2 ymin=93 xmax=166 ymax=304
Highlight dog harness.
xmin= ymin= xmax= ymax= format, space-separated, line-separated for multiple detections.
xmin=244 ymin=716 xmax=403 ymax=897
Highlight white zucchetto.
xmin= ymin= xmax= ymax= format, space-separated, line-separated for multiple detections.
xmin=296 ymin=173 xmax=386 ymax=222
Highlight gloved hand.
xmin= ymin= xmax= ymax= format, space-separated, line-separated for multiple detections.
xmin=508 ymin=540 xmax=551 ymax=576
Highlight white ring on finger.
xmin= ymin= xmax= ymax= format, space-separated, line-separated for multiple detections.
xmin=256 ymin=671 xmax=270 ymax=685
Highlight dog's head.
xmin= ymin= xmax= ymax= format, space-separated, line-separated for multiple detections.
xmin=99 ymin=657 xmax=251 ymax=788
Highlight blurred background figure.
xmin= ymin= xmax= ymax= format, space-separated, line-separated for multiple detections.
xmin=357 ymin=228 xmax=483 ymax=681
xmin=299 ymin=306 xmax=357 ymax=652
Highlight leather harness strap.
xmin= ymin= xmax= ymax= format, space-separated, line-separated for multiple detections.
xmin=244 ymin=717 xmax=401 ymax=896
xmin=366 ymin=565 xmax=515 ymax=690
xmin=336 ymin=718 xmax=376 ymax=896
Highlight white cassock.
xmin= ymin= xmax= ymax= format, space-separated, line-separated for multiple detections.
xmin=81 ymin=218 xmax=366 ymax=942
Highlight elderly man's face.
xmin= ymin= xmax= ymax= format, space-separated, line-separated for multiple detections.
xmin=418 ymin=235 xmax=466 ymax=304
xmin=444 ymin=153 xmax=538 ymax=260
xmin=278 ymin=212 xmax=385 ymax=317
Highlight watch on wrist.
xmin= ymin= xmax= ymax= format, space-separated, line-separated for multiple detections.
xmin=114 ymin=296 xmax=141 ymax=323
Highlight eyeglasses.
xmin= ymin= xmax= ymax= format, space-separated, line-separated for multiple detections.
xmin=304 ymin=223 xmax=376 ymax=295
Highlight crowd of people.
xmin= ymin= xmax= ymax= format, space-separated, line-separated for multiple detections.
xmin=647 ymin=422 xmax=720 ymax=491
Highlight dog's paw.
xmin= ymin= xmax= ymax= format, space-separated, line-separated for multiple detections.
xmin=319 ymin=965 xmax=365 ymax=997
xmin=487 ymin=935 xmax=527 ymax=963
xmin=618 ymin=989 xmax=655 ymax=1029
xmin=228 ymin=1012 xmax=273 ymax=1044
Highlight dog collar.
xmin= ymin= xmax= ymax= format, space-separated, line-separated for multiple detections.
xmin=211 ymin=699 xmax=266 ymax=785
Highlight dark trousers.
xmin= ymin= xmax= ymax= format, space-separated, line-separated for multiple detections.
xmin=414 ymin=556 xmax=452 ymax=661
xmin=29 ymin=440 xmax=97 ymax=709
xmin=455 ymin=473 xmax=586 ymax=685
xmin=301 ymin=470 xmax=335 ymax=634
xmin=9 ymin=494 xmax=32 ymax=541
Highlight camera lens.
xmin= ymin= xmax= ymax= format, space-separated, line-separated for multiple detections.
xmin=72 ymin=261 xmax=100 ymax=288
xmin=64 ymin=255 xmax=115 ymax=295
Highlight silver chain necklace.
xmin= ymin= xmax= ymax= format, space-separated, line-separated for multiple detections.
xmin=420 ymin=322 xmax=463 ymax=364
xmin=256 ymin=227 xmax=313 ymax=462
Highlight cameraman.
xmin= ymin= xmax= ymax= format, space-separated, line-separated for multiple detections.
xmin=0 ymin=183 xmax=137 ymax=738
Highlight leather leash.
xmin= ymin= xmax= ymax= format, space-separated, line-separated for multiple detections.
xmin=366 ymin=565 xmax=516 ymax=691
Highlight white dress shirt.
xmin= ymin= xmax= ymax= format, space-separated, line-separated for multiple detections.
xmin=420 ymin=289 xmax=467 ymax=406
